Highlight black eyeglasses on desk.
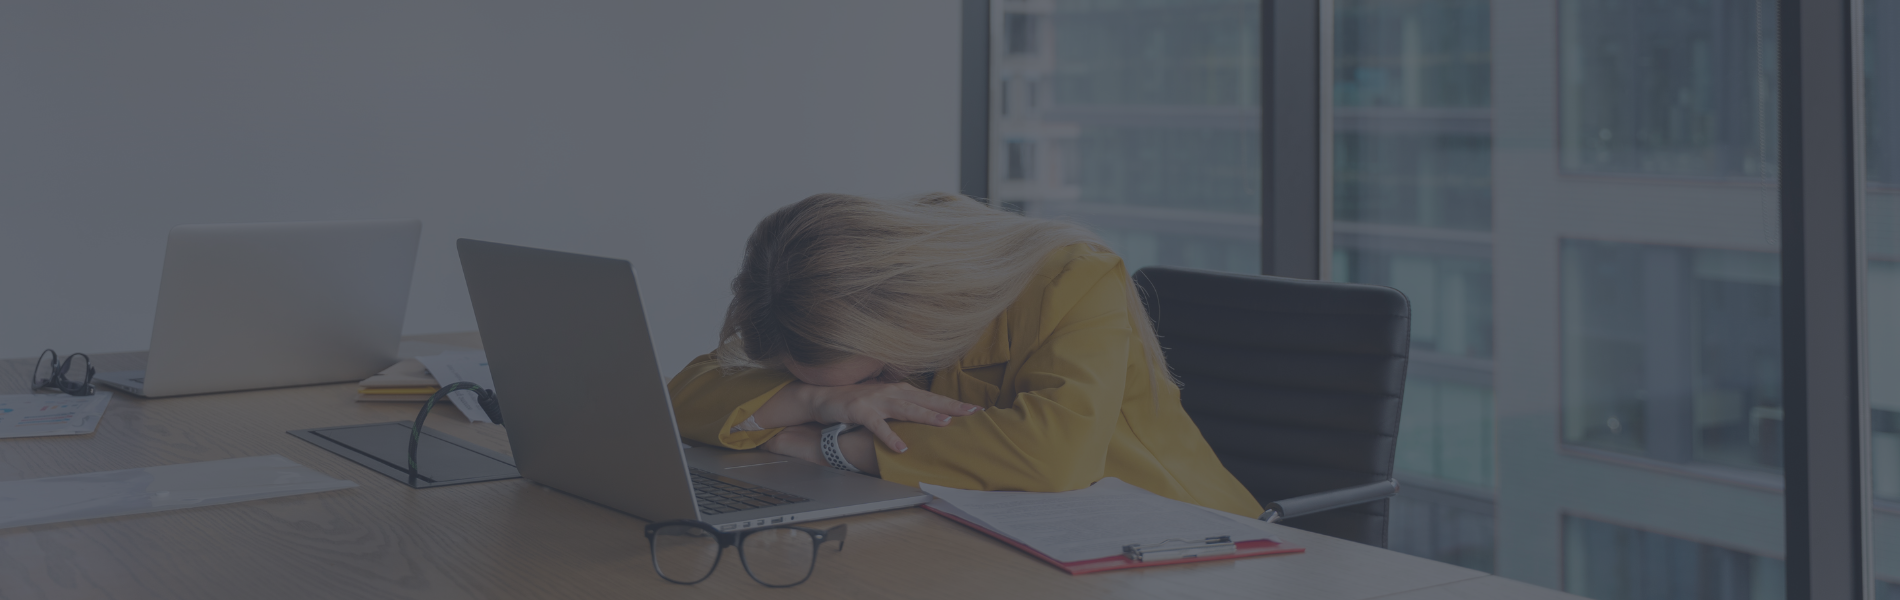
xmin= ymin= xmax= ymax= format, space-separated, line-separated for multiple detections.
xmin=644 ymin=520 xmax=847 ymax=587
xmin=32 ymin=350 xmax=95 ymax=396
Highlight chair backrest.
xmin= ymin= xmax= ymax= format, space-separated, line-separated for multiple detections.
xmin=1133 ymin=266 xmax=1410 ymax=547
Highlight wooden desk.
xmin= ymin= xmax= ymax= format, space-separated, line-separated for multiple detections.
xmin=0 ymin=333 xmax=1578 ymax=599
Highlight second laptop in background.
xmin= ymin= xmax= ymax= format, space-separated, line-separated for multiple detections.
xmin=97 ymin=219 xmax=421 ymax=398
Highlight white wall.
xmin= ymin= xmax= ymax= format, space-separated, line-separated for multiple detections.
xmin=0 ymin=1 xmax=961 ymax=376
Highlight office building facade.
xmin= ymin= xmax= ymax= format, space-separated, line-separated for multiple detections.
xmin=985 ymin=0 xmax=1896 ymax=597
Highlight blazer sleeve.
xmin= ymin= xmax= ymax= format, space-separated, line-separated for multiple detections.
xmin=874 ymin=252 xmax=1132 ymax=492
xmin=667 ymin=353 xmax=795 ymax=449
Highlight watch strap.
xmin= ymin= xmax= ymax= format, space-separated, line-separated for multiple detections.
xmin=819 ymin=422 xmax=863 ymax=473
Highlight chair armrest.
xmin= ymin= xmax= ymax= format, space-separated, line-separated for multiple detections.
xmin=1258 ymin=479 xmax=1399 ymax=523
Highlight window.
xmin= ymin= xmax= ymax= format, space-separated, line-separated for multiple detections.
xmin=1330 ymin=0 xmax=1786 ymax=588
xmin=1561 ymin=240 xmax=1782 ymax=470
xmin=1563 ymin=515 xmax=1785 ymax=600
xmin=968 ymin=0 xmax=1894 ymax=592
xmin=1004 ymin=12 xmax=1039 ymax=55
xmin=1004 ymin=139 xmax=1035 ymax=181
xmin=1390 ymin=482 xmax=1495 ymax=572
xmin=1000 ymin=78 xmax=1012 ymax=116
xmin=990 ymin=0 xmax=1261 ymax=274
xmin=1866 ymin=0 xmax=1900 ymax=586
xmin=1332 ymin=0 xmax=1499 ymax=572
xmin=1558 ymin=0 xmax=1778 ymax=179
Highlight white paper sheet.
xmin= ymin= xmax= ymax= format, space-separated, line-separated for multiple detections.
xmin=413 ymin=351 xmax=495 ymax=423
xmin=0 ymin=455 xmax=357 ymax=530
xmin=920 ymin=477 xmax=1267 ymax=563
xmin=0 ymin=393 xmax=113 ymax=439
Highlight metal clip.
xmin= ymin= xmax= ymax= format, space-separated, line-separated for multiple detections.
xmin=1121 ymin=536 xmax=1237 ymax=562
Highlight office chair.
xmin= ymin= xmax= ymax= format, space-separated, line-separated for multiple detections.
xmin=1133 ymin=266 xmax=1409 ymax=548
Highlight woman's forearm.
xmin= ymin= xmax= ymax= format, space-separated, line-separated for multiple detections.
xmin=748 ymin=381 xmax=819 ymax=429
xmin=757 ymin=423 xmax=880 ymax=477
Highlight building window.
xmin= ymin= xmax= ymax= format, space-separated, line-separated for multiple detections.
xmin=1004 ymin=12 xmax=1038 ymax=56
xmin=1563 ymin=515 xmax=1784 ymax=600
xmin=999 ymin=78 xmax=1012 ymax=116
xmin=1390 ymin=482 xmax=1496 ymax=572
xmin=993 ymin=0 xmax=1261 ymax=275
xmin=1334 ymin=247 xmax=1493 ymax=361
xmin=1004 ymin=139 xmax=1035 ymax=181
xmin=1870 ymin=259 xmax=1900 ymax=501
xmin=1334 ymin=131 xmax=1492 ymax=231
xmin=1558 ymin=0 xmax=1779 ymax=179
xmin=1331 ymin=0 xmax=1498 ymax=574
xmin=1561 ymin=239 xmax=1782 ymax=470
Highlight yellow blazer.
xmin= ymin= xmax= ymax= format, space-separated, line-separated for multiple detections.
xmin=667 ymin=244 xmax=1266 ymax=518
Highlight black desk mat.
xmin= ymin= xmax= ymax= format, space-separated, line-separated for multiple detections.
xmin=290 ymin=422 xmax=519 ymax=488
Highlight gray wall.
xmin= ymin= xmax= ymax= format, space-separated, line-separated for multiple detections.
xmin=0 ymin=1 xmax=960 ymax=376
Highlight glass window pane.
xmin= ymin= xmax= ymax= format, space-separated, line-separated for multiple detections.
xmin=1331 ymin=0 xmax=1786 ymax=595
xmin=1866 ymin=0 xmax=1899 ymax=590
xmin=1563 ymin=515 xmax=1785 ymax=600
xmin=1558 ymin=0 xmax=1779 ymax=179
xmin=990 ymin=0 xmax=1260 ymax=274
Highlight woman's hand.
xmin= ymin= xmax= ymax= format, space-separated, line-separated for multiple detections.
xmin=750 ymin=380 xmax=983 ymax=453
xmin=802 ymin=382 xmax=983 ymax=453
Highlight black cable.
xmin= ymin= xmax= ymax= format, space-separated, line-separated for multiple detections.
xmin=407 ymin=381 xmax=500 ymax=487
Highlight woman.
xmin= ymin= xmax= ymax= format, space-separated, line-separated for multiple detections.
xmin=667 ymin=193 xmax=1263 ymax=517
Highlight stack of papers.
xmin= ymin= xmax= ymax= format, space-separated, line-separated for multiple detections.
xmin=921 ymin=478 xmax=1299 ymax=573
xmin=354 ymin=358 xmax=439 ymax=401
xmin=355 ymin=351 xmax=497 ymax=424
xmin=0 ymin=393 xmax=113 ymax=439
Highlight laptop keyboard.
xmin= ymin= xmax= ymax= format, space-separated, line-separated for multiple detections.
xmin=689 ymin=467 xmax=810 ymax=514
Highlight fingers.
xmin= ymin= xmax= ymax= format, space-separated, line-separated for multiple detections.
xmin=812 ymin=383 xmax=986 ymax=433
xmin=863 ymin=419 xmax=907 ymax=453
xmin=879 ymin=386 xmax=980 ymax=427
xmin=895 ymin=401 xmax=956 ymax=427
xmin=904 ymin=391 xmax=983 ymax=418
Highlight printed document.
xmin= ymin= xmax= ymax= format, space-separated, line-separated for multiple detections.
xmin=921 ymin=477 xmax=1272 ymax=563
xmin=0 ymin=454 xmax=355 ymax=530
xmin=0 ymin=393 xmax=112 ymax=439
xmin=413 ymin=351 xmax=495 ymax=423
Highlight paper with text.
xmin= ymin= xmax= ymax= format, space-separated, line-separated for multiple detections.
xmin=0 ymin=454 xmax=356 ymax=530
xmin=920 ymin=477 xmax=1267 ymax=563
xmin=0 ymin=393 xmax=112 ymax=438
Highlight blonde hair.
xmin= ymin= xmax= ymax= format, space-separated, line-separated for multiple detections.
xmin=717 ymin=193 xmax=1176 ymax=391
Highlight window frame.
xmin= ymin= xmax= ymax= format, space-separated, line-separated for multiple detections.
xmin=958 ymin=1 xmax=1872 ymax=597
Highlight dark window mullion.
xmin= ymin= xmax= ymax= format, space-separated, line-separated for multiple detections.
xmin=1262 ymin=0 xmax=1330 ymax=279
xmin=960 ymin=0 xmax=991 ymax=201
xmin=1779 ymin=1 xmax=1872 ymax=598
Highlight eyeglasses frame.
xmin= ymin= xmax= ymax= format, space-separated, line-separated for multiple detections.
xmin=32 ymin=350 xmax=95 ymax=396
xmin=642 ymin=519 xmax=847 ymax=588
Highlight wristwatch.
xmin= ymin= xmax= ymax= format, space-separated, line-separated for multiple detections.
xmin=819 ymin=422 xmax=864 ymax=473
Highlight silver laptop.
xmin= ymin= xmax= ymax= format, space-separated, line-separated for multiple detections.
xmin=456 ymin=239 xmax=930 ymax=531
xmin=97 ymin=220 xmax=422 ymax=397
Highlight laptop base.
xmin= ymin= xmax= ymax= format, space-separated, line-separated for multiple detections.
xmin=95 ymin=371 xmax=148 ymax=397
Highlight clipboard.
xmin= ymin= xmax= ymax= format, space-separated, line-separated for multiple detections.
xmin=922 ymin=504 xmax=1304 ymax=575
